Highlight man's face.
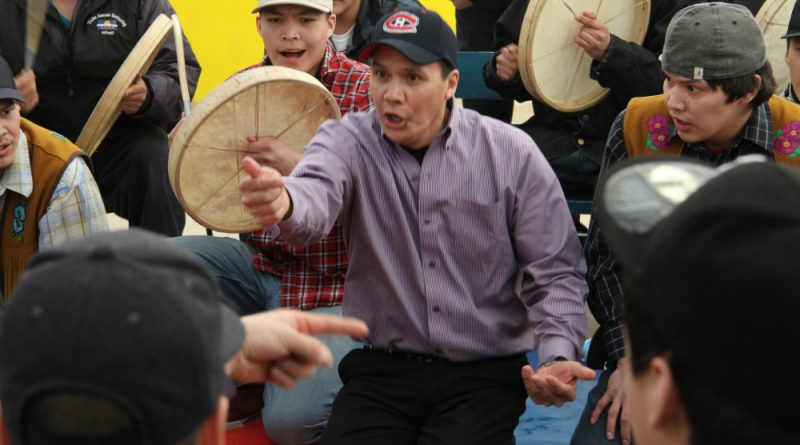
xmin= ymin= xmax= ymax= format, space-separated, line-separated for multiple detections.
xmin=0 ymin=100 xmax=21 ymax=171
xmin=370 ymin=46 xmax=458 ymax=149
xmin=257 ymin=5 xmax=335 ymax=76
xmin=785 ymin=38 xmax=800 ymax=96
xmin=663 ymin=72 xmax=756 ymax=153
xmin=332 ymin=0 xmax=359 ymax=19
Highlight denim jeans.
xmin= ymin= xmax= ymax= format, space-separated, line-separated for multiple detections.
xmin=171 ymin=236 xmax=358 ymax=444
xmin=569 ymin=370 xmax=634 ymax=445
xmin=548 ymin=149 xmax=601 ymax=195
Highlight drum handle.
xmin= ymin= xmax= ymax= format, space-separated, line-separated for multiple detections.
xmin=172 ymin=14 xmax=192 ymax=116
xmin=25 ymin=0 xmax=49 ymax=69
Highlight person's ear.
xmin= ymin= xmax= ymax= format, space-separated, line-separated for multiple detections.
xmin=445 ymin=68 xmax=459 ymax=101
xmin=645 ymin=356 xmax=689 ymax=436
xmin=326 ymin=13 xmax=336 ymax=39
xmin=197 ymin=397 xmax=229 ymax=445
xmin=740 ymin=74 xmax=762 ymax=106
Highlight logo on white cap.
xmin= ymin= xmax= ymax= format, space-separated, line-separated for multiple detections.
xmin=383 ymin=12 xmax=419 ymax=34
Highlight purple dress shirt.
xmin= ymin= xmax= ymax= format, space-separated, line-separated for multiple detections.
xmin=274 ymin=105 xmax=588 ymax=362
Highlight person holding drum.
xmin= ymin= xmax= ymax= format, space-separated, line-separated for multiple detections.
xmin=0 ymin=55 xmax=107 ymax=302
xmin=237 ymin=7 xmax=594 ymax=444
xmin=0 ymin=0 xmax=200 ymax=237
xmin=172 ymin=0 xmax=371 ymax=442
xmin=330 ymin=0 xmax=422 ymax=59
xmin=484 ymin=0 xmax=695 ymax=198
xmin=584 ymin=2 xmax=800 ymax=445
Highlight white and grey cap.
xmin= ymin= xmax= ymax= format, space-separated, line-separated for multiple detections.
xmin=252 ymin=0 xmax=332 ymax=14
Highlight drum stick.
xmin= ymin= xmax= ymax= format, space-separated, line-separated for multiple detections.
xmin=25 ymin=0 xmax=49 ymax=69
xmin=171 ymin=14 xmax=191 ymax=116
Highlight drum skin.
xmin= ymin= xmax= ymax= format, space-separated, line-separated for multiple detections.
xmin=518 ymin=0 xmax=650 ymax=112
xmin=168 ymin=66 xmax=341 ymax=233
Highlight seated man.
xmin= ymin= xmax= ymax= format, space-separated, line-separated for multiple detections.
xmin=0 ymin=55 xmax=107 ymax=301
xmin=594 ymin=156 xmax=800 ymax=444
xmin=484 ymin=0 xmax=694 ymax=196
xmin=173 ymin=0 xmax=371 ymax=442
xmin=330 ymin=0 xmax=422 ymax=60
xmin=0 ymin=0 xmax=200 ymax=236
xmin=0 ymin=229 xmax=369 ymax=445
xmin=239 ymin=8 xmax=594 ymax=444
xmin=584 ymin=3 xmax=800 ymax=444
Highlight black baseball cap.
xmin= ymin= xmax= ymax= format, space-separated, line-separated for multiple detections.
xmin=784 ymin=0 xmax=800 ymax=39
xmin=0 ymin=55 xmax=25 ymax=103
xmin=0 ymin=229 xmax=244 ymax=445
xmin=596 ymin=156 xmax=800 ymax=438
xmin=358 ymin=7 xmax=458 ymax=69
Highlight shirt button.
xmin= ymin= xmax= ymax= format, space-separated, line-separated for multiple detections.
xmin=424 ymin=218 xmax=432 ymax=224
xmin=577 ymin=138 xmax=585 ymax=146
xmin=428 ymin=261 xmax=435 ymax=268
xmin=581 ymin=114 xmax=590 ymax=122
xmin=433 ymin=306 xmax=440 ymax=313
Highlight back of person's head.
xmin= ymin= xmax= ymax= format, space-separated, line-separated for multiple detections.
xmin=596 ymin=156 xmax=800 ymax=444
xmin=0 ymin=229 xmax=244 ymax=445
xmin=661 ymin=2 xmax=775 ymax=108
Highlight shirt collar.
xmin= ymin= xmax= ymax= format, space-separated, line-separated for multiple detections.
xmin=0 ymin=131 xmax=33 ymax=198
xmin=740 ymin=100 xmax=773 ymax=153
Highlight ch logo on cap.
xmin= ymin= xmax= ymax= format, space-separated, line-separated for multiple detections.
xmin=383 ymin=12 xmax=419 ymax=34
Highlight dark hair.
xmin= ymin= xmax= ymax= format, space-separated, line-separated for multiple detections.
xmin=437 ymin=60 xmax=454 ymax=80
xmin=8 ymin=391 xmax=201 ymax=445
xmin=705 ymin=62 xmax=776 ymax=109
xmin=622 ymin=278 xmax=670 ymax=375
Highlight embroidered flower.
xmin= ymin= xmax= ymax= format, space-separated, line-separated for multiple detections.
xmin=10 ymin=198 xmax=28 ymax=243
xmin=646 ymin=114 xmax=675 ymax=151
xmin=775 ymin=121 xmax=800 ymax=157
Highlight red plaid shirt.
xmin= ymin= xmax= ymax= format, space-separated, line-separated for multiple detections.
xmin=244 ymin=42 xmax=371 ymax=310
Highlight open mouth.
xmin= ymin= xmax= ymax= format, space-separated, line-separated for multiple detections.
xmin=279 ymin=49 xmax=305 ymax=59
xmin=382 ymin=112 xmax=406 ymax=128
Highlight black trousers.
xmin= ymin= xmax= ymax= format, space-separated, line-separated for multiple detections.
xmin=91 ymin=121 xmax=185 ymax=236
xmin=321 ymin=348 xmax=528 ymax=445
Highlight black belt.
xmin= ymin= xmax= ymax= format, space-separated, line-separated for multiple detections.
xmin=362 ymin=344 xmax=450 ymax=363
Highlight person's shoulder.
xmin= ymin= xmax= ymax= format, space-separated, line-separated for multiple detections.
xmin=455 ymin=107 xmax=535 ymax=152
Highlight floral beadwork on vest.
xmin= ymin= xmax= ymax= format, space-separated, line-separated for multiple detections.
xmin=10 ymin=197 xmax=29 ymax=243
xmin=646 ymin=114 xmax=676 ymax=151
xmin=775 ymin=121 xmax=800 ymax=157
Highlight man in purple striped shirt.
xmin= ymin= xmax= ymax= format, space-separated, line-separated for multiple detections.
xmin=239 ymin=7 xmax=593 ymax=444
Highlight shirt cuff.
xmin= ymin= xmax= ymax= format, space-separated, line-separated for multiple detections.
xmin=538 ymin=336 xmax=579 ymax=363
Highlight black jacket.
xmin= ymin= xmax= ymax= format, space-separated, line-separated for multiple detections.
xmin=483 ymin=0 xmax=699 ymax=162
xmin=0 ymin=0 xmax=201 ymax=141
xmin=345 ymin=0 xmax=422 ymax=60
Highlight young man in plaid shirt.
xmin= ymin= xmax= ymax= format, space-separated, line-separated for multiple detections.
xmin=173 ymin=0 xmax=371 ymax=443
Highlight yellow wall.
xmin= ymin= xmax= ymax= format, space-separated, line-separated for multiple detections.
xmin=171 ymin=0 xmax=456 ymax=100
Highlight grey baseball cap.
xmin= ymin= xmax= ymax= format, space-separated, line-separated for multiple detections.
xmin=661 ymin=2 xmax=766 ymax=80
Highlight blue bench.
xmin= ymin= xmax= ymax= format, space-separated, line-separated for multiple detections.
xmin=454 ymin=51 xmax=594 ymax=216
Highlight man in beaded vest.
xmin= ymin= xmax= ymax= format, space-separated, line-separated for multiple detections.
xmin=0 ymin=55 xmax=107 ymax=302
xmin=581 ymin=3 xmax=800 ymax=444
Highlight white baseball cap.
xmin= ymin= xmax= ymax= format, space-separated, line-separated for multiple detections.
xmin=252 ymin=0 xmax=333 ymax=14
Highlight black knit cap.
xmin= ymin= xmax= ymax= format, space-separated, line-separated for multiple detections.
xmin=0 ymin=229 xmax=244 ymax=445
xmin=358 ymin=7 xmax=458 ymax=69
xmin=595 ymin=155 xmax=800 ymax=440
